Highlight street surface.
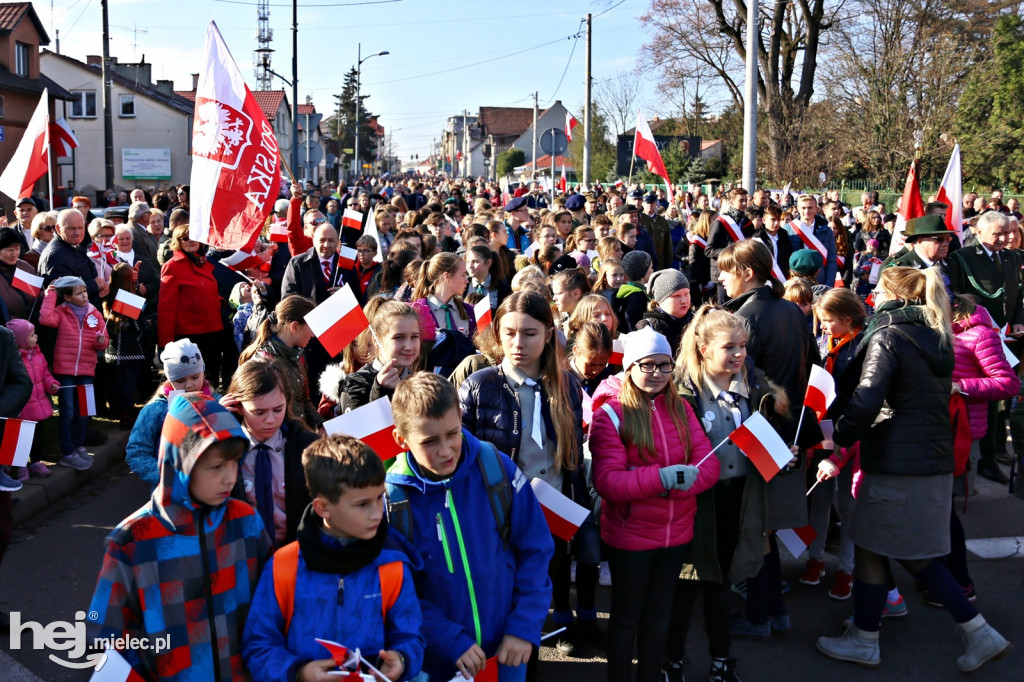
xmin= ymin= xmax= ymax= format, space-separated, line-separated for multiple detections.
xmin=1 ymin=462 xmax=1021 ymax=681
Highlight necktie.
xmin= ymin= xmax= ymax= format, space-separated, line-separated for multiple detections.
xmin=438 ymin=303 xmax=455 ymax=330
xmin=322 ymin=260 xmax=332 ymax=285
xmin=253 ymin=443 xmax=275 ymax=537
xmin=522 ymin=378 xmax=545 ymax=448
xmin=720 ymin=391 xmax=743 ymax=429
xmin=992 ymin=251 xmax=1002 ymax=268
xmin=475 ymin=283 xmax=486 ymax=295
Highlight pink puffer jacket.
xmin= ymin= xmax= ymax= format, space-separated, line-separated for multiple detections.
xmin=38 ymin=287 xmax=109 ymax=377
xmin=952 ymin=306 xmax=1020 ymax=439
xmin=17 ymin=347 xmax=58 ymax=421
xmin=589 ymin=374 xmax=720 ymax=551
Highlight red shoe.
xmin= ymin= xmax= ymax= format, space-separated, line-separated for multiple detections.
xmin=800 ymin=558 xmax=826 ymax=586
xmin=829 ymin=571 xmax=854 ymax=600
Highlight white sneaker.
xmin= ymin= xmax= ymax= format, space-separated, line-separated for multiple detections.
xmin=957 ymin=616 xmax=1012 ymax=672
xmin=816 ymin=625 xmax=881 ymax=668
xmin=598 ymin=561 xmax=612 ymax=587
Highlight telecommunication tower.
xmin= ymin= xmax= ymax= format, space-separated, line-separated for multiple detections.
xmin=253 ymin=0 xmax=274 ymax=90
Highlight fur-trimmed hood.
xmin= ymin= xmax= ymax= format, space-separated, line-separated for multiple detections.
xmin=318 ymin=363 xmax=348 ymax=404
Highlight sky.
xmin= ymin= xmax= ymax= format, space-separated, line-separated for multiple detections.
xmin=39 ymin=0 xmax=662 ymax=162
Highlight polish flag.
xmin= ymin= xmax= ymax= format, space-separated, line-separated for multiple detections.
xmin=776 ymin=525 xmax=818 ymax=559
xmin=804 ymin=365 xmax=836 ymax=422
xmin=530 ymin=478 xmax=590 ymax=540
xmin=363 ymin=207 xmax=384 ymax=263
xmin=323 ymin=397 xmax=403 ymax=464
xmin=219 ymin=249 xmax=264 ymax=272
xmin=78 ymin=384 xmax=97 ymax=417
xmin=189 ymin=21 xmax=281 ymax=251
xmin=112 ymin=289 xmax=146 ymax=320
xmin=935 ymin=144 xmax=964 ymax=243
xmin=12 ymin=268 xmax=43 ymax=297
xmin=888 ymin=158 xmax=925 ymax=256
xmin=559 ymin=166 xmax=567 ymax=193
xmin=269 ymin=218 xmax=289 ymax=243
xmin=50 ymin=116 xmax=80 ymax=157
xmin=0 ymin=418 xmax=35 ymax=467
xmin=609 ymin=337 xmax=624 ymax=365
xmin=789 ymin=222 xmax=828 ymax=261
xmin=0 ymin=89 xmax=49 ymax=202
xmin=337 ymin=245 xmax=357 ymax=270
xmin=314 ymin=638 xmax=351 ymax=666
xmin=342 ymin=209 xmax=364 ymax=231
xmin=89 ymin=648 xmax=147 ymax=682
xmin=304 ymin=285 xmax=370 ymax=358
xmin=473 ymin=297 xmax=493 ymax=331
xmin=565 ymin=112 xmax=578 ymax=142
xmin=446 ymin=658 xmax=498 ymax=682
xmin=581 ymin=390 xmax=594 ymax=430
xmin=727 ymin=412 xmax=791 ymax=482
xmin=633 ymin=109 xmax=674 ymax=203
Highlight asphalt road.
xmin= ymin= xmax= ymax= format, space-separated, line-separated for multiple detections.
xmin=1 ymin=462 xmax=1022 ymax=682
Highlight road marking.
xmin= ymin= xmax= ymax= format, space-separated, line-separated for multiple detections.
xmin=965 ymin=536 xmax=1024 ymax=559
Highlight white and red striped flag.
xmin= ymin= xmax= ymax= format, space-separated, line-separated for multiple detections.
xmin=342 ymin=209 xmax=364 ymax=232
xmin=777 ymin=525 xmax=818 ymax=559
xmin=219 ymin=249 xmax=264 ymax=272
xmin=565 ymin=112 xmax=578 ymax=142
xmin=581 ymin=390 xmax=593 ymax=430
xmin=12 ymin=268 xmax=43 ymax=297
xmin=727 ymin=412 xmax=792 ymax=482
xmin=804 ymin=365 xmax=836 ymax=422
xmin=0 ymin=418 xmax=35 ymax=467
xmin=304 ymin=285 xmax=369 ymax=357
xmin=633 ymin=109 xmax=674 ymax=203
xmin=337 ymin=245 xmax=357 ymax=270
xmin=0 ymin=89 xmax=49 ymax=202
xmin=888 ymin=158 xmax=925 ymax=256
xmin=935 ymin=144 xmax=964 ymax=243
xmin=50 ymin=116 xmax=80 ymax=157
xmin=609 ymin=337 xmax=624 ymax=366
xmin=189 ymin=21 xmax=281 ymax=251
xmin=78 ymin=384 xmax=97 ymax=417
xmin=559 ymin=165 xmax=567 ymax=193
xmin=363 ymin=206 xmax=384 ymax=263
xmin=314 ymin=638 xmax=351 ymax=666
xmin=269 ymin=218 xmax=289 ymax=243
xmin=473 ymin=297 xmax=493 ymax=331
xmin=89 ymin=648 xmax=147 ymax=682
xmin=112 ymin=288 xmax=146 ymax=320
xmin=323 ymin=397 xmax=403 ymax=464
xmin=530 ymin=477 xmax=590 ymax=541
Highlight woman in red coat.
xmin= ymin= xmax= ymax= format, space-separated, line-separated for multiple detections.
xmin=158 ymin=225 xmax=224 ymax=386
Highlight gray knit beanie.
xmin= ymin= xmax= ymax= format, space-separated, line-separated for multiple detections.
xmin=647 ymin=269 xmax=690 ymax=304
xmin=621 ymin=250 xmax=652 ymax=282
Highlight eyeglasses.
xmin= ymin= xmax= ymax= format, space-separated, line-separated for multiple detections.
xmin=41 ymin=226 xmax=55 ymax=232
xmin=309 ymin=217 xmax=327 ymax=226
xmin=921 ymin=235 xmax=952 ymax=243
xmin=636 ymin=362 xmax=674 ymax=374
xmin=356 ymin=248 xmax=375 ymax=255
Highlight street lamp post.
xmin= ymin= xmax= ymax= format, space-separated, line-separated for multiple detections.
xmin=354 ymin=43 xmax=389 ymax=182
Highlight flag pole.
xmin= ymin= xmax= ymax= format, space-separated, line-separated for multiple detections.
xmin=793 ymin=405 xmax=807 ymax=448
xmin=627 ymin=150 xmax=635 ymax=188
xmin=279 ymin=153 xmax=298 ymax=185
xmin=806 ymin=477 xmax=823 ymax=497
xmin=47 ymin=113 xmax=55 ymax=209
xmin=694 ymin=434 xmax=732 ymax=467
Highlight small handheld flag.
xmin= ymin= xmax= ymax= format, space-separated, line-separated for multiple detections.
xmin=269 ymin=219 xmax=289 ymax=243
xmin=777 ymin=525 xmax=818 ymax=559
xmin=609 ymin=338 xmax=624 ymax=366
xmin=111 ymin=289 xmax=146 ymax=320
xmin=337 ymin=245 xmax=357 ymax=270
xmin=220 ymin=249 xmax=264 ymax=272
xmin=473 ymin=297 xmax=493 ymax=331
xmin=322 ymin=397 xmax=403 ymax=464
xmin=304 ymin=285 xmax=369 ymax=358
xmin=804 ymin=365 xmax=836 ymax=422
xmin=12 ymin=269 xmax=43 ymax=297
xmin=77 ymin=384 xmax=97 ymax=417
xmin=0 ymin=418 xmax=36 ymax=467
xmin=727 ymin=412 xmax=792 ymax=482
xmin=530 ymin=477 xmax=591 ymax=541
xmin=342 ymin=209 xmax=364 ymax=232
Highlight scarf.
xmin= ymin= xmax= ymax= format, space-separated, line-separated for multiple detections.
xmin=67 ymin=301 xmax=90 ymax=324
xmin=859 ymin=299 xmax=927 ymax=350
xmin=825 ymin=331 xmax=859 ymax=374
xmin=295 ymin=503 xmax=387 ymax=575
xmin=184 ymin=251 xmax=207 ymax=268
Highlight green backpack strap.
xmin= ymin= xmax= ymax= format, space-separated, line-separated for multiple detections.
xmin=475 ymin=441 xmax=513 ymax=545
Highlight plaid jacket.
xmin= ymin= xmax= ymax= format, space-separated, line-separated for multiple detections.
xmin=87 ymin=393 xmax=272 ymax=681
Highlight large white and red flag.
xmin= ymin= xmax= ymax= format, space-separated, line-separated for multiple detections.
xmin=633 ymin=109 xmax=674 ymax=203
xmin=0 ymin=89 xmax=49 ymax=201
xmin=565 ymin=112 xmax=578 ymax=142
xmin=322 ymin=397 xmax=403 ymax=464
xmin=888 ymin=158 xmax=925 ymax=255
xmin=935 ymin=144 xmax=964 ymax=242
xmin=304 ymin=284 xmax=369 ymax=357
xmin=189 ymin=21 xmax=281 ymax=251
xmin=804 ymin=365 xmax=836 ymax=422
xmin=530 ymin=477 xmax=591 ymax=541
xmin=727 ymin=412 xmax=792 ymax=482
xmin=50 ymin=117 xmax=80 ymax=157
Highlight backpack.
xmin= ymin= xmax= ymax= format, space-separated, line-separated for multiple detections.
xmin=427 ymin=328 xmax=479 ymax=378
xmin=386 ymin=440 xmax=512 ymax=546
xmin=271 ymin=541 xmax=403 ymax=634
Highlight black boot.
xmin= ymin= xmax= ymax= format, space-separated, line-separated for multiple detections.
xmin=978 ymin=461 xmax=1009 ymax=484
xmin=709 ymin=657 xmax=742 ymax=682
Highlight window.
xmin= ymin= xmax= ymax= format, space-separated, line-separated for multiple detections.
xmin=15 ymin=42 xmax=31 ymax=77
xmin=119 ymin=94 xmax=135 ymax=118
xmin=0 ymin=96 xmax=5 ymax=119
xmin=69 ymin=91 xmax=97 ymax=118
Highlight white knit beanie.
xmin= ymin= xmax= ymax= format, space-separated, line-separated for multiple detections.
xmin=621 ymin=327 xmax=672 ymax=371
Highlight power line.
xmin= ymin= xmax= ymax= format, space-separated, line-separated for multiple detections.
xmin=547 ymin=21 xmax=583 ymax=104
xmin=212 ymin=0 xmax=403 ymax=6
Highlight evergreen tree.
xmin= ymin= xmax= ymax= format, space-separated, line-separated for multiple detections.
xmin=326 ymin=67 xmax=378 ymax=166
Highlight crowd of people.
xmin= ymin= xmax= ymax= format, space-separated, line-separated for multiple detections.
xmin=0 ymin=173 xmax=1021 ymax=681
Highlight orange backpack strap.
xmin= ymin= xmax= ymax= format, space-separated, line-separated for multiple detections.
xmin=378 ymin=561 xmax=404 ymax=621
xmin=272 ymin=541 xmax=301 ymax=634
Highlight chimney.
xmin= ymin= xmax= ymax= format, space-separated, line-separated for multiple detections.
xmin=191 ymin=73 xmax=199 ymax=90
xmin=305 ymin=94 xmax=312 ymax=105
xmin=155 ymin=79 xmax=174 ymax=96
xmin=86 ymin=55 xmax=101 ymax=67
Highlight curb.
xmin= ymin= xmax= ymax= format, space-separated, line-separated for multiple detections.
xmin=11 ymin=427 xmax=131 ymax=527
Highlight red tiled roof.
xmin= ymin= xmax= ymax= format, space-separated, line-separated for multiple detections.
xmin=296 ymin=103 xmax=315 ymax=115
xmin=175 ymin=90 xmax=196 ymax=102
xmin=478 ymin=106 xmax=533 ymax=138
xmin=252 ymin=90 xmax=286 ymax=120
xmin=515 ymin=154 xmax=574 ymax=170
xmin=701 ymin=139 xmax=722 ymax=150
xmin=0 ymin=2 xmax=48 ymax=43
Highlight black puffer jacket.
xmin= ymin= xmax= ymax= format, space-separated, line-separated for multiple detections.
xmin=636 ymin=308 xmax=694 ymax=357
xmin=458 ymin=365 xmax=587 ymax=503
xmin=832 ymin=302 xmax=955 ymax=476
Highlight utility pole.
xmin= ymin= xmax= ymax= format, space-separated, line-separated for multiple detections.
xmin=462 ymin=109 xmax=468 ymax=178
xmin=741 ymin=0 xmax=757 ymax=191
xmin=101 ymin=0 xmax=114 ymax=191
xmin=291 ymin=0 xmax=299 ymax=179
xmin=583 ymin=13 xmax=592 ymax=189
xmin=531 ymin=92 xmax=538 ymax=182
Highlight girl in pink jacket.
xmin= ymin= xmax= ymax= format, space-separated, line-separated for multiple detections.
xmin=5 ymin=319 xmax=59 ymax=480
xmin=590 ymin=326 xmax=719 ymax=682
xmin=39 ymin=276 xmax=109 ymax=471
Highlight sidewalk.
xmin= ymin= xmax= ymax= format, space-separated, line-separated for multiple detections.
xmin=11 ymin=424 xmax=130 ymax=527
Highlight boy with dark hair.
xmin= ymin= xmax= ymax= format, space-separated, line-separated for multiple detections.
xmin=87 ymin=394 xmax=272 ymax=681
xmin=387 ymin=373 xmax=553 ymax=681
xmin=243 ymin=435 xmax=424 ymax=682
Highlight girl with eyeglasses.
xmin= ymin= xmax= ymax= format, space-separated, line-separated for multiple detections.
xmin=589 ymin=326 xmax=719 ymax=682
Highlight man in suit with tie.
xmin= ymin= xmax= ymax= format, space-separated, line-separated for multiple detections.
xmin=949 ymin=210 xmax=1024 ymax=484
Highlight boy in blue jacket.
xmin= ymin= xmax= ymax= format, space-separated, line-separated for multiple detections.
xmin=386 ymin=373 xmax=554 ymax=681
xmin=243 ymin=435 xmax=425 ymax=682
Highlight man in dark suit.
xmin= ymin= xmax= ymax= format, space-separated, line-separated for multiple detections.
xmin=281 ymin=224 xmax=356 ymax=304
xmin=756 ymin=205 xmax=795 ymax=281
xmin=949 ymin=210 xmax=1024 ymax=484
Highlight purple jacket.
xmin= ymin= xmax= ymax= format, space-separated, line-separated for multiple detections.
xmin=952 ymin=306 xmax=1020 ymax=439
